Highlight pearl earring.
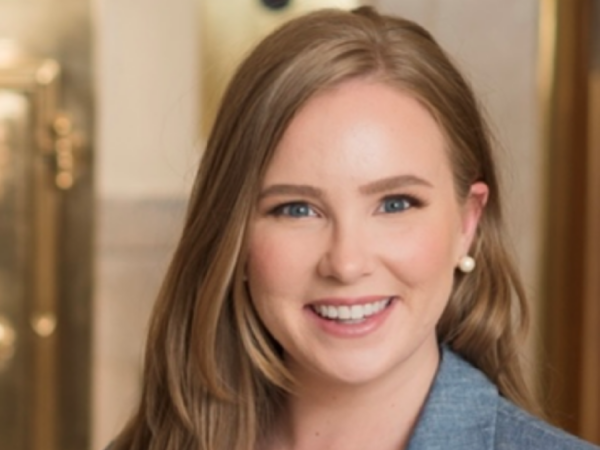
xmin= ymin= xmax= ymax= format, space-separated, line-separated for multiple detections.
xmin=458 ymin=255 xmax=476 ymax=273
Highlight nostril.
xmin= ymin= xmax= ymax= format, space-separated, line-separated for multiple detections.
xmin=318 ymin=251 xmax=372 ymax=283
xmin=317 ymin=226 xmax=374 ymax=282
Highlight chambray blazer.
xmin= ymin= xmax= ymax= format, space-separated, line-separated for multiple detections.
xmin=407 ymin=347 xmax=599 ymax=450
xmin=106 ymin=348 xmax=599 ymax=450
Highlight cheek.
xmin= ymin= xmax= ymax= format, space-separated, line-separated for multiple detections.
xmin=381 ymin=221 xmax=459 ymax=335
xmin=245 ymin=227 xmax=315 ymax=304
xmin=245 ymin=226 xmax=318 ymax=346
xmin=246 ymin=233 xmax=278 ymax=287
xmin=245 ymin=232 xmax=285 ymax=338
xmin=382 ymin=216 xmax=460 ymax=289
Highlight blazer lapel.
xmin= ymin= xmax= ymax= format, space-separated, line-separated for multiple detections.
xmin=407 ymin=347 xmax=498 ymax=450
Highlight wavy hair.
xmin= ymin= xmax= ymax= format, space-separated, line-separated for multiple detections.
xmin=112 ymin=7 xmax=537 ymax=450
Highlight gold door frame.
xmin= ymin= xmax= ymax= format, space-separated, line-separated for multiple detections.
xmin=0 ymin=51 xmax=63 ymax=450
xmin=537 ymin=0 xmax=600 ymax=443
xmin=0 ymin=1 xmax=94 ymax=449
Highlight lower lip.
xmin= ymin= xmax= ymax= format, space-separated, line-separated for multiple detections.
xmin=306 ymin=298 xmax=397 ymax=338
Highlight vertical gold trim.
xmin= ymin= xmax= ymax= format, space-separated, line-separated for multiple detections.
xmin=31 ymin=61 xmax=60 ymax=450
xmin=581 ymin=69 xmax=600 ymax=443
xmin=535 ymin=0 xmax=557 ymax=404
xmin=538 ymin=0 xmax=558 ymax=107
xmin=537 ymin=0 xmax=599 ymax=443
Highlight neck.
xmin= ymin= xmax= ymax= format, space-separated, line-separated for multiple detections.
xmin=271 ymin=341 xmax=441 ymax=450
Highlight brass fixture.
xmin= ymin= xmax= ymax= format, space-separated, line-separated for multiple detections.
xmin=200 ymin=0 xmax=362 ymax=136
xmin=0 ymin=316 xmax=16 ymax=371
xmin=0 ymin=2 xmax=94 ymax=449
xmin=51 ymin=113 xmax=84 ymax=190
xmin=0 ymin=47 xmax=90 ymax=450
xmin=30 ymin=312 xmax=57 ymax=338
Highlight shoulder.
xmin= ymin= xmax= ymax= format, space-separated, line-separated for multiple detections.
xmin=408 ymin=347 xmax=599 ymax=450
xmin=494 ymin=397 xmax=599 ymax=450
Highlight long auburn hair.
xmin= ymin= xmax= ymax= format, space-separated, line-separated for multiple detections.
xmin=112 ymin=7 xmax=537 ymax=450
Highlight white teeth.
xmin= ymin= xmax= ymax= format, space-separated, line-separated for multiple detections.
xmin=327 ymin=305 xmax=338 ymax=319
xmin=338 ymin=306 xmax=351 ymax=320
xmin=313 ymin=298 xmax=392 ymax=322
xmin=350 ymin=305 xmax=363 ymax=320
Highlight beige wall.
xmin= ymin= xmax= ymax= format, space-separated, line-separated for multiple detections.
xmin=95 ymin=0 xmax=200 ymax=200
xmin=93 ymin=0 xmax=198 ymax=448
xmin=93 ymin=1 xmax=543 ymax=449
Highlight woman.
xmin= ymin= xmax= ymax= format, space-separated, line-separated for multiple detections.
xmin=109 ymin=7 xmax=598 ymax=450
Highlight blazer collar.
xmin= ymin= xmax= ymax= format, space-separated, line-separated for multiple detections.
xmin=407 ymin=347 xmax=498 ymax=450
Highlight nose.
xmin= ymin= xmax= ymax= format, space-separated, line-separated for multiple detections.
xmin=317 ymin=221 xmax=374 ymax=284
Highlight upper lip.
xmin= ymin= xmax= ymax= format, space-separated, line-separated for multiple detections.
xmin=308 ymin=295 xmax=394 ymax=307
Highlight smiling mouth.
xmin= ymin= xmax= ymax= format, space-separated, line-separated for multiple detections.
xmin=310 ymin=297 xmax=394 ymax=324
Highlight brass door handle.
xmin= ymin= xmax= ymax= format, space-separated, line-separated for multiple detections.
xmin=51 ymin=113 xmax=84 ymax=190
xmin=30 ymin=312 xmax=57 ymax=338
xmin=0 ymin=316 xmax=16 ymax=371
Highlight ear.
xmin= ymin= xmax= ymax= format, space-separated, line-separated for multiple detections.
xmin=459 ymin=182 xmax=489 ymax=255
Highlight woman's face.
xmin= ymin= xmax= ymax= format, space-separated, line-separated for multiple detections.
xmin=245 ymin=79 xmax=488 ymax=387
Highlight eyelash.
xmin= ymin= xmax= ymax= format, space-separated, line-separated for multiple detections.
xmin=268 ymin=194 xmax=425 ymax=218
xmin=378 ymin=194 xmax=424 ymax=213
xmin=269 ymin=202 xmax=317 ymax=218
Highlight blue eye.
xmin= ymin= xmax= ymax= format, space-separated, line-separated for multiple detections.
xmin=380 ymin=196 xmax=414 ymax=213
xmin=273 ymin=202 xmax=316 ymax=217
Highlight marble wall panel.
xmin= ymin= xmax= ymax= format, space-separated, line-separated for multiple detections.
xmin=93 ymin=199 xmax=186 ymax=450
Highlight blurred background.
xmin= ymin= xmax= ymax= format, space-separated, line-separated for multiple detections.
xmin=0 ymin=0 xmax=598 ymax=449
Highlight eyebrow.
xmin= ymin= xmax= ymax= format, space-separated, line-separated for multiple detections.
xmin=359 ymin=174 xmax=433 ymax=195
xmin=259 ymin=184 xmax=324 ymax=200
xmin=259 ymin=174 xmax=433 ymax=200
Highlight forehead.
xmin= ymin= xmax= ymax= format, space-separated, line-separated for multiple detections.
xmin=263 ymin=80 xmax=452 ymax=187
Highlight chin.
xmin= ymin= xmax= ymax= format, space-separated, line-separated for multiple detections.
xmin=307 ymin=348 xmax=407 ymax=387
